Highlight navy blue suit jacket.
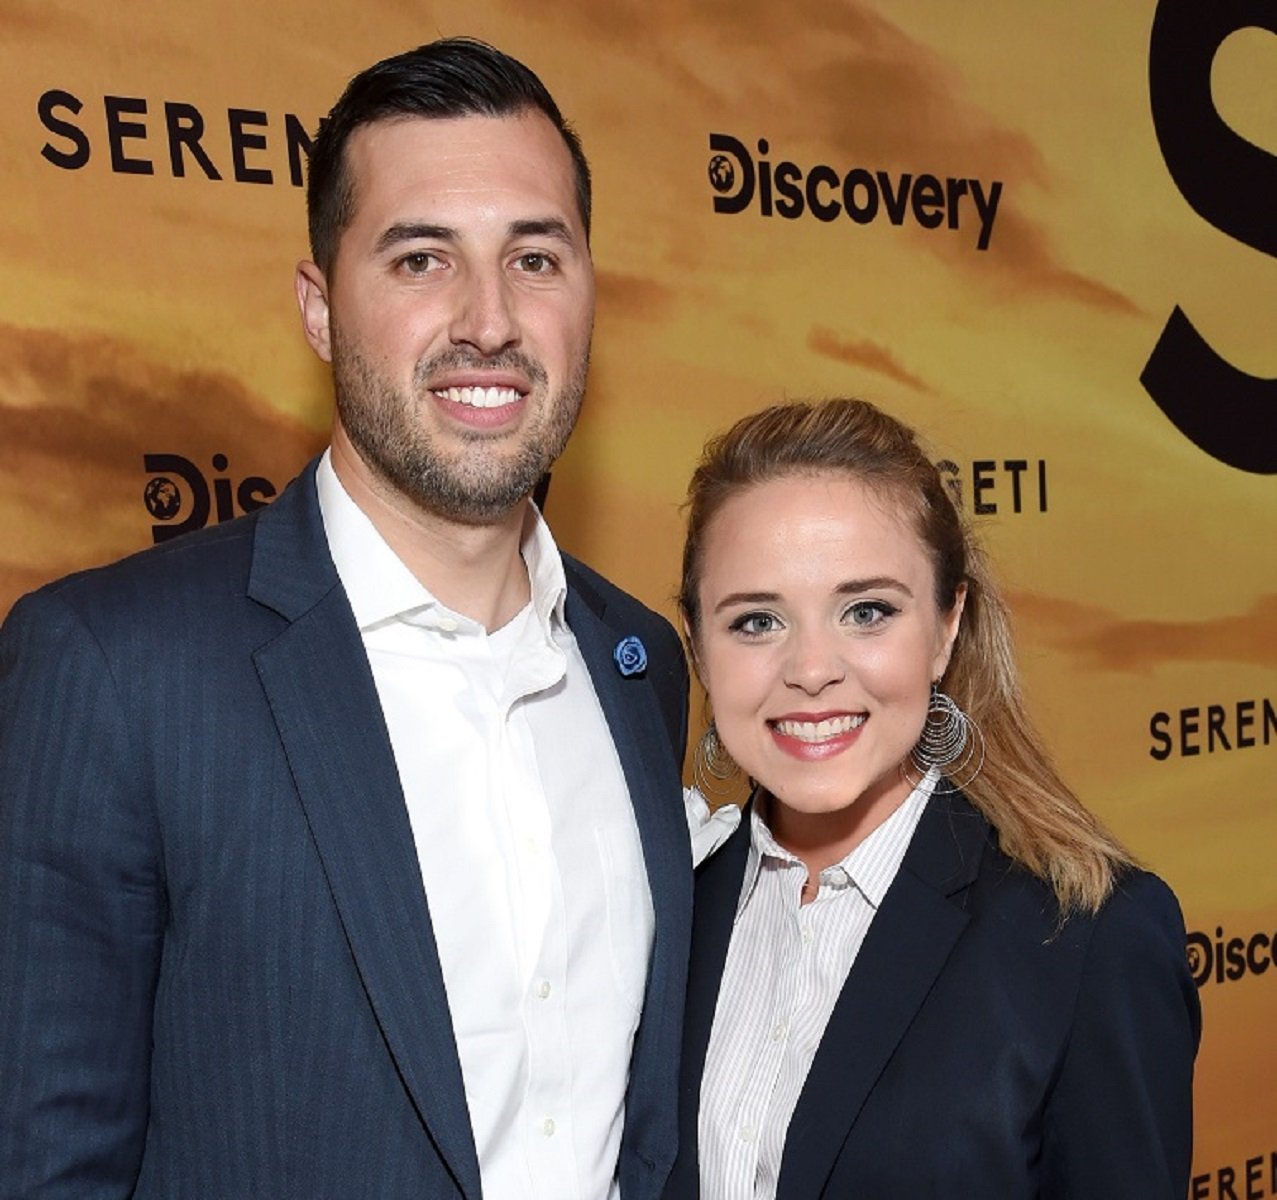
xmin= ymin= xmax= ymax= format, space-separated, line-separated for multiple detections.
xmin=665 ymin=788 xmax=1200 ymax=1199
xmin=0 ymin=461 xmax=692 ymax=1199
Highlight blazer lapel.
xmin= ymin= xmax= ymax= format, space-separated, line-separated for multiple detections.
xmin=247 ymin=464 xmax=482 ymax=1200
xmin=660 ymin=802 xmax=753 ymax=1197
xmin=683 ymin=807 xmax=752 ymax=1116
xmin=564 ymin=579 xmax=692 ymax=1185
xmin=777 ymin=789 xmax=989 ymax=1200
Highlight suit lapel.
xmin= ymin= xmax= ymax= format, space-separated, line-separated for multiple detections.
xmin=248 ymin=464 xmax=482 ymax=1199
xmin=565 ymin=586 xmax=689 ymax=933
xmin=564 ymin=576 xmax=692 ymax=1184
xmin=776 ymin=789 xmax=989 ymax=1200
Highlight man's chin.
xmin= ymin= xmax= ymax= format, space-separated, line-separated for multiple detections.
xmin=396 ymin=463 xmax=545 ymax=526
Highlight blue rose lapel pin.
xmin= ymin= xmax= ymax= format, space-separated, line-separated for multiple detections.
xmin=613 ymin=635 xmax=648 ymax=678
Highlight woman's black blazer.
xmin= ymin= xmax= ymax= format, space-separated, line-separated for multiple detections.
xmin=664 ymin=787 xmax=1200 ymax=1199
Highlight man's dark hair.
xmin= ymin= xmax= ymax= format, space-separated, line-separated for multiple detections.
xmin=306 ymin=37 xmax=592 ymax=275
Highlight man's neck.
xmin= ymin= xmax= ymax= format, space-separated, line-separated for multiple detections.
xmin=330 ymin=439 xmax=532 ymax=632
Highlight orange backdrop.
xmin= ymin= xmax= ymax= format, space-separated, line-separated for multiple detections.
xmin=1 ymin=2 xmax=1273 ymax=1189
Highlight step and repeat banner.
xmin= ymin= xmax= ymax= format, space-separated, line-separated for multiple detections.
xmin=2 ymin=0 xmax=1273 ymax=1189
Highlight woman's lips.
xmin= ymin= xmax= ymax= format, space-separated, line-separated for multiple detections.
xmin=768 ymin=712 xmax=867 ymax=759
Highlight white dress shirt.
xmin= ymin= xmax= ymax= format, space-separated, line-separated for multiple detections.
xmin=698 ymin=770 xmax=938 ymax=1200
xmin=316 ymin=453 xmax=653 ymax=1200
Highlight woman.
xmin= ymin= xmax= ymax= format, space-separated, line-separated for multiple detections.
xmin=667 ymin=399 xmax=1199 ymax=1199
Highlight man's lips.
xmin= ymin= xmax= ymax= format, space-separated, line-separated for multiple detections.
xmin=425 ymin=374 xmax=530 ymax=429
xmin=427 ymin=370 xmax=530 ymax=409
xmin=431 ymin=383 xmax=524 ymax=410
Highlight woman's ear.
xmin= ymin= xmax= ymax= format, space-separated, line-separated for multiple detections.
xmin=934 ymin=581 xmax=968 ymax=680
xmin=680 ymin=612 xmax=703 ymax=684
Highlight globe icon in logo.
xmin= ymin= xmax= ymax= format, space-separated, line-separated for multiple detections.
xmin=708 ymin=154 xmax=735 ymax=193
xmin=144 ymin=476 xmax=182 ymax=521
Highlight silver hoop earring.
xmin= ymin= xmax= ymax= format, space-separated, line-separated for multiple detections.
xmin=693 ymin=721 xmax=740 ymax=799
xmin=910 ymin=683 xmax=984 ymax=788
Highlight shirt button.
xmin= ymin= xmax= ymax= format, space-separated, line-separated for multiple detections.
xmin=536 ymin=979 xmax=552 ymax=1000
xmin=801 ymin=924 xmax=813 ymax=945
xmin=771 ymin=1020 xmax=786 ymax=1042
xmin=542 ymin=1117 xmax=556 ymax=1137
xmin=739 ymin=1123 xmax=755 ymax=1144
xmin=436 ymin=616 xmax=459 ymax=633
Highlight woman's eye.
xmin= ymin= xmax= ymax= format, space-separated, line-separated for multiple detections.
xmin=729 ymin=612 xmax=780 ymax=637
xmin=846 ymin=601 xmax=894 ymax=627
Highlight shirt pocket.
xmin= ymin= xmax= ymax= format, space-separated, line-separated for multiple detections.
xmin=594 ymin=825 xmax=655 ymax=1016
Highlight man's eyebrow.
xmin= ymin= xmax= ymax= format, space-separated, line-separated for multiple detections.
xmin=373 ymin=218 xmax=577 ymax=256
xmin=508 ymin=218 xmax=575 ymax=244
xmin=374 ymin=223 xmax=456 ymax=254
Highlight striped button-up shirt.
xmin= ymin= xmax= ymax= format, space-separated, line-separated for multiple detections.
xmin=698 ymin=770 xmax=938 ymax=1199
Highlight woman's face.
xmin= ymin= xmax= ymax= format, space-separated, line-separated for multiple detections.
xmin=691 ymin=471 xmax=964 ymax=844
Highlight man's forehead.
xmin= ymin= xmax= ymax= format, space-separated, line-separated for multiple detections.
xmin=347 ymin=109 xmax=568 ymax=171
xmin=338 ymin=110 xmax=584 ymax=244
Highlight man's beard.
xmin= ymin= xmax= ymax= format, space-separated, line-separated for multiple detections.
xmin=331 ymin=333 xmax=588 ymax=525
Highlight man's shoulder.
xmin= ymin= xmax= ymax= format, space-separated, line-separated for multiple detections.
xmin=560 ymin=552 xmax=689 ymax=753
xmin=16 ymin=460 xmax=320 ymax=626
xmin=561 ymin=552 xmax=677 ymax=639
xmin=31 ymin=509 xmax=262 ymax=617
xmin=0 ymin=516 xmax=265 ymax=708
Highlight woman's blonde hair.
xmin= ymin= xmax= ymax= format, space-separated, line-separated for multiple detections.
xmin=679 ymin=398 xmax=1133 ymax=916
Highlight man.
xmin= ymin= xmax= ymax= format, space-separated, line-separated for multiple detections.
xmin=0 ymin=39 xmax=690 ymax=1199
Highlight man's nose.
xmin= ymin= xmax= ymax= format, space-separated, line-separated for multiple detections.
xmin=448 ymin=266 xmax=519 ymax=356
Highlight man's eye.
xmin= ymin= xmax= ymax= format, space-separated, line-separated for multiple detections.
xmin=515 ymin=252 xmax=555 ymax=274
xmin=399 ymin=252 xmax=440 ymax=274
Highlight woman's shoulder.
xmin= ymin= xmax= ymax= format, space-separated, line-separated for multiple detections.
xmin=979 ymin=853 xmax=1194 ymax=1005
xmin=939 ymin=787 xmax=1187 ymax=940
xmin=1103 ymin=867 xmax=1188 ymax=933
xmin=1082 ymin=866 xmax=1194 ymax=992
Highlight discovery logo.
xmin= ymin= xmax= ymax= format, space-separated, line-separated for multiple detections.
xmin=1186 ymin=925 xmax=1276 ymax=988
xmin=707 ymin=133 xmax=1003 ymax=250
xmin=143 ymin=453 xmax=277 ymax=543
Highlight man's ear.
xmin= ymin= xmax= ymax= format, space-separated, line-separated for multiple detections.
xmin=295 ymin=260 xmax=333 ymax=363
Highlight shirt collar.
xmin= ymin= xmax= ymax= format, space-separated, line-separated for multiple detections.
xmin=519 ymin=499 xmax=569 ymax=637
xmin=315 ymin=448 xmax=568 ymax=636
xmin=737 ymin=768 xmax=939 ymax=917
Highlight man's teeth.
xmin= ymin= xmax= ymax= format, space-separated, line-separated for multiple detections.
xmin=436 ymin=386 xmax=521 ymax=409
xmin=773 ymin=714 xmax=867 ymax=742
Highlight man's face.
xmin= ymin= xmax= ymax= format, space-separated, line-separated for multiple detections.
xmin=297 ymin=110 xmax=595 ymax=524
